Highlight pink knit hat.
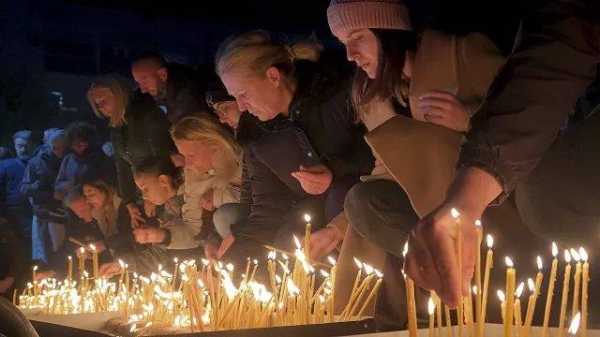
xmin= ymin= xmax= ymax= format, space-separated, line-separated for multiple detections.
xmin=327 ymin=0 xmax=412 ymax=32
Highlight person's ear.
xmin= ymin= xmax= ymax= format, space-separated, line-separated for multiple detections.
xmin=158 ymin=68 xmax=168 ymax=82
xmin=158 ymin=174 xmax=171 ymax=187
xmin=265 ymin=67 xmax=282 ymax=87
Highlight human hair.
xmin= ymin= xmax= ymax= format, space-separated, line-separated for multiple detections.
xmin=12 ymin=130 xmax=32 ymax=142
xmin=134 ymin=156 xmax=183 ymax=188
xmin=81 ymin=179 xmax=118 ymax=212
xmin=351 ymin=29 xmax=416 ymax=122
xmin=132 ymin=51 xmax=168 ymax=69
xmin=63 ymin=185 xmax=85 ymax=209
xmin=171 ymin=115 xmax=241 ymax=182
xmin=215 ymin=30 xmax=322 ymax=80
xmin=65 ymin=121 xmax=97 ymax=146
xmin=87 ymin=75 xmax=133 ymax=127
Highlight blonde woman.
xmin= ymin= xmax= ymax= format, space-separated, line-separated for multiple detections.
xmin=214 ymin=30 xmax=374 ymax=266
xmin=171 ymin=115 xmax=243 ymax=260
xmin=87 ymin=75 xmax=174 ymax=228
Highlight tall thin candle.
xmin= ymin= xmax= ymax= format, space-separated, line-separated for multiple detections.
xmin=542 ymin=242 xmax=559 ymax=337
xmin=558 ymin=250 xmax=572 ymax=337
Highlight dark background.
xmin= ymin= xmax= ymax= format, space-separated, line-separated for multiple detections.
xmin=0 ymin=0 xmax=523 ymax=146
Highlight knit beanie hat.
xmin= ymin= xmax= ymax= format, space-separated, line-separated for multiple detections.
xmin=327 ymin=0 xmax=412 ymax=32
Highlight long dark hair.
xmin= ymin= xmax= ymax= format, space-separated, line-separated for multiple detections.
xmin=134 ymin=156 xmax=183 ymax=189
xmin=351 ymin=29 xmax=417 ymax=122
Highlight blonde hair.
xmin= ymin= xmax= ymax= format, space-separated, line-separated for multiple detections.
xmin=215 ymin=30 xmax=323 ymax=79
xmin=171 ymin=115 xmax=241 ymax=184
xmin=87 ymin=75 xmax=133 ymax=128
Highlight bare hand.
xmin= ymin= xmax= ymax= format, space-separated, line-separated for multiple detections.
xmin=133 ymin=226 xmax=167 ymax=244
xmin=404 ymin=203 xmax=479 ymax=308
xmin=304 ymin=226 xmax=343 ymax=262
xmin=144 ymin=199 xmax=157 ymax=218
xmin=99 ymin=261 xmax=122 ymax=277
xmin=217 ymin=234 xmax=235 ymax=259
xmin=204 ymin=240 xmax=220 ymax=261
xmin=34 ymin=270 xmax=56 ymax=281
xmin=200 ymin=189 xmax=216 ymax=211
xmin=418 ymin=90 xmax=470 ymax=132
xmin=291 ymin=164 xmax=333 ymax=195
xmin=127 ymin=203 xmax=146 ymax=228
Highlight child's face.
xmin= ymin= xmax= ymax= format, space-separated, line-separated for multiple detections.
xmin=134 ymin=173 xmax=173 ymax=206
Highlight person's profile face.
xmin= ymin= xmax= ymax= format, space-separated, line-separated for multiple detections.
xmin=331 ymin=27 xmax=379 ymax=79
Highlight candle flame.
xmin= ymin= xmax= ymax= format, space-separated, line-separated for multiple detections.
xmin=451 ymin=208 xmax=460 ymax=219
xmin=88 ymin=244 xmax=96 ymax=251
xmin=68 ymin=255 xmax=72 ymax=260
xmin=428 ymin=297 xmax=436 ymax=315
xmin=487 ymin=235 xmax=494 ymax=249
xmin=320 ymin=270 xmax=330 ymax=278
xmin=402 ymin=242 xmax=409 ymax=257
xmin=552 ymin=242 xmax=558 ymax=257
xmin=286 ymin=278 xmax=300 ymax=296
xmin=375 ymin=269 xmax=384 ymax=278
xmin=497 ymin=290 xmax=505 ymax=302
xmin=565 ymin=250 xmax=572 ymax=263
xmin=173 ymin=257 xmax=178 ymax=264
xmin=276 ymin=275 xmax=282 ymax=284
xmin=293 ymin=235 xmax=302 ymax=250
xmin=278 ymin=260 xmax=290 ymax=274
xmin=537 ymin=256 xmax=543 ymax=270
xmin=319 ymin=295 xmax=326 ymax=304
xmin=303 ymin=214 xmax=311 ymax=223
xmin=33 ymin=265 xmax=38 ymax=271
xmin=328 ymin=256 xmax=337 ymax=266
xmin=505 ymin=257 xmax=514 ymax=268
xmin=570 ymin=248 xmax=581 ymax=262
xmin=130 ymin=324 xmax=137 ymax=333
xmin=79 ymin=247 xmax=85 ymax=254
xmin=516 ymin=282 xmax=525 ymax=298
xmin=282 ymin=253 xmax=289 ymax=261
xmin=268 ymin=251 xmax=276 ymax=260
xmin=119 ymin=259 xmax=125 ymax=269
xmin=475 ymin=219 xmax=482 ymax=227
xmin=226 ymin=263 xmax=234 ymax=272
xmin=473 ymin=285 xmax=479 ymax=295
xmin=364 ymin=263 xmax=374 ymax=275
xmin=579 ymin=248 xmax=588 ymax=262
xmin=568 ymin=312 xmax=581 ymax=334
xmin=354 ymin=257 xmax=363 ymax=269
xmin=83 ymin=270 xmax=89 ymax=278
xmin=528 ymin=278 xmax=535 ymax=292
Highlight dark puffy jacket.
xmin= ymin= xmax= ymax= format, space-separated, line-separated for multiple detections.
xmin=164 ymin=63 xmax=210 ymax=123
xmin=222 ymin=59 xmax=374 ymax=264
xmin=21 ymin=151 xmax=63 ymax=205
xmin=110 ymin=94 xmax=175 ymax=204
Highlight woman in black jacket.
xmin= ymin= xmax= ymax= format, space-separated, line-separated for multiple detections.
xmin=213 ymin=31 xmax=374 ymax=266
xmin=87 ymin=75 xmax=175 ymax=228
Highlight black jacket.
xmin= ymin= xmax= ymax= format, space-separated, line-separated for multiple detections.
xmin=164 ymin=63 xmax=209 ymax=123
xmin=110 ymin=95 xmax=175 ymax=204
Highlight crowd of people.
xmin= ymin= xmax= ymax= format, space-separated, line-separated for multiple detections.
xmin=0 ymin=0 xmax=599 ymax=329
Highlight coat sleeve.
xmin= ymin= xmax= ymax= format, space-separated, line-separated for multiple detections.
xmin=164 ymin=170 xmax=203 ymax=249
xmin=144 ymin=107 xmax=174 ymax=158
xmin=460 ymin=3 xmax=600 ymax=199
xmin=54 ymin=156 xmax=71 ymax=194
xmin=20 ymin=162 xmax=38 ymax=198
xmin=114 ymin=152 xmax=138 ymax=205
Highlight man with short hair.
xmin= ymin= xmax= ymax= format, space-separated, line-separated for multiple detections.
xmin=0 ymin=130 xmax=35 ymax=242
xmin=131 ymin=52 xmax=209 ymax=123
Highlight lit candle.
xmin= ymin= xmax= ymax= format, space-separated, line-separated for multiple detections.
xmin=504 ymin=257 xmax=516 ymax=337
xmin=568 ymin=312 xmax=581 ymax=337
xmin=542 ymin=242 xmax=559 ymax=337
xmin=580 ymin=248 xmax=589 ymax=337
xmin=451 ymin=208 xmax=464 ymax=337
xmin=356 ymin=270 xmax=383 ymax=319
xmin=328 ymin=256 xmax=336 ymax=323
xmin=558 ymin=249 xmax=572 ymax=337
xmin=304 ymin=214 xmax=311 ymax=264
xmin=475 ymin=220 xmax=483 ymax=330
xmin=89 ymin=244 xmax=99 ymax=279
xmin=570 ymin=248 xmax=582 ymax=318
xmin=78 ymin=247 xmax=86 ymax=278
xmin=498 ymin=290 xmax=506 ymax=324
xmin=67 ymin=256 xmax=73 ymax=281
xmin=524 ymin=257 xmax=544 ymax=337
xmin=515 ymin=282 xmax=525 ymax=336
xmin=32 ymin=265 xmax=37 ymax=282
xmin=480 ymin=234 xmax=494 ymax=337
xmin=428 ymin=295 xmax=436 ymax=337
